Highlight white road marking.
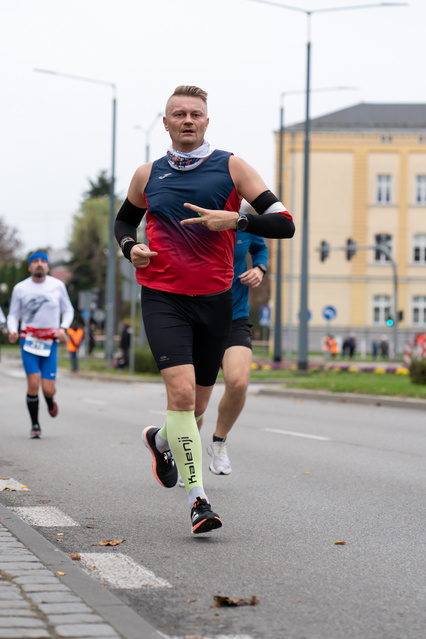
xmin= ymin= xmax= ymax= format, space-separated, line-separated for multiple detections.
xmin=10 ymin=506 xmax=80 ymax=527
xmin=0 ymin=478 xmax=30 ymax=492
xmin=264 ymin=428 xmax=331 ymax=441
xmin=79 ymin=552 xmax=172 ymax=589
xmin=5 ymin=370 xmax=26 ymax=379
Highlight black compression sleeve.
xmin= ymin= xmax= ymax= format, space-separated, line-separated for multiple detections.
xmin=244 ymin=213 xmax=295 ymax=239
xmin=114 ymin=198 xmax=146 ymax=244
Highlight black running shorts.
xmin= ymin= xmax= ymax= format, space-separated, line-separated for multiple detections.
xmin=141 ymin=286 xmax=233 ymax=387
xmin=226 ymin=317 xmax=253 ymax=350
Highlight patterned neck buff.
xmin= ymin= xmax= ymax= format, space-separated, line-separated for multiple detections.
xmin=166 ymin=140 xmax=212 ymax=171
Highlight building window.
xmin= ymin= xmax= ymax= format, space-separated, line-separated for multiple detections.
xmin=374 ymin=233 xmax=392 ymax=263
xmin=413 ymin=234 xmax=426 ymax=264
xmin=376 ymin=174 xmax=392 ymax=204
xmin=373 ymin=295 xmax=391 ymax=325
xmin=416 ymin=175 xmax=426 ymax=204
xmin=412 ymin=296 xmax=426 ymax=326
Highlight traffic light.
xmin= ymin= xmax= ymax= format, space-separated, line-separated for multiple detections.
xmin=386 ymin=316 xmax=394 ymax=327
xmin=346 ymin=238 xmax=357 ymax=260
xmin=319 ymin=240 xmax=330 ymax=262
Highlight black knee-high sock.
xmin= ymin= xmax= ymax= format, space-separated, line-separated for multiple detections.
xmin=26 ymin=394 xmax=39 ymax=426
xmin=44 ymin=395 xmax=54 ymax=411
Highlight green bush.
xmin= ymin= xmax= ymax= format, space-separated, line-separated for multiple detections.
xmin=409 ymin=360 xmax=426 ymax=385
xmin=134 ymin=347 xmax=159 ymax=375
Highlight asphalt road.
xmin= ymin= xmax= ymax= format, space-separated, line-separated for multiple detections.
xmin=1 ymin=358 xmax=425 ymax=639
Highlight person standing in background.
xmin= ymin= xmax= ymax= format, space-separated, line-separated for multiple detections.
xmin=66 ymin=320 xmax=84 ymax=372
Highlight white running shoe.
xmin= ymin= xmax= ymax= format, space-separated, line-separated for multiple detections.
xmin=178 ymin=475 xmax=185 ymax=487
xmin=207 ymin=441 xmax=232 ymax=475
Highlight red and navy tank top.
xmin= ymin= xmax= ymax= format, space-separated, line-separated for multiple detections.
xmin=137 ymin=150 xmax=241 ymax=295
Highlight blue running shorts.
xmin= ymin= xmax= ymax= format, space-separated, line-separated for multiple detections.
xmin=20 ymin=338 xmax=59 ymax=380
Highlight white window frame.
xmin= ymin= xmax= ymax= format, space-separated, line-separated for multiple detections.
xmin=416 ymin=175 xmax=426 ymax=205
xmin=413 ymin=234 xmax=426 ymax=264
xmin=376 ymin=174 xmax=392 ymax=204
xmin=412 ymin=296 xmax=426 ymax=327
xmin=373 ymin=295 xmax=391 ymax=326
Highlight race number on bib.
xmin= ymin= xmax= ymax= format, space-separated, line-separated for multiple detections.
xmin=23 ymin=334 xmax=53 ymax=357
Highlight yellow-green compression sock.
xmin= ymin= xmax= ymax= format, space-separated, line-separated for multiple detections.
xmin=165 ymin=409 xmax=207 ymax=505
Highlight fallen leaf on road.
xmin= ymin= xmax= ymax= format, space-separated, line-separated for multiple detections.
xmin=212 ymin=595 xmax=259 ymax=608
xmin=70 ymin=554 xmax=81 ymax=560
xmin=303 ymin=472 xmax=311 ymax=475
xmin=89 ymin=566 xmax=97 ymax=570
xmin=120 ymin=441 xmax=132 ymax=445
xmin=98 ymin=539 xmax=125 ymax=546
xmin=334 ymin=541 xmax=346 ymax=545
xmin=0 ymin=477 xmax=10 ymax=480
xmin=56 ymin=571 xmax=66 ymax=576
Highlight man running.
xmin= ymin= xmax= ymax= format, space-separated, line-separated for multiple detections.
xmin=7 ymin=251 xmax=74 ymax=438
xmin=205 ymin=231 xmax=268 ymax=475
xmin=115 ymin=85 xmax=295 ymax=534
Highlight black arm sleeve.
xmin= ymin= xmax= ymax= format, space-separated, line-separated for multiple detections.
xmin=244 ymin=213 xmax=295 ymax=239
xmin=114 ymin=198 xmax=146 ymax=244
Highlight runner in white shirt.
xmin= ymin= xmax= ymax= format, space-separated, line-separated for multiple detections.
xmin=7 ymin=251 xmax=74 ymax=438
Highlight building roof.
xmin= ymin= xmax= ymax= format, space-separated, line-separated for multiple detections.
xmin=288 ymin=103 xmax=426 ymax=131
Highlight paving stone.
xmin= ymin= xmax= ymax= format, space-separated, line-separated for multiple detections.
xmin=0 ymin=630 xmax=50 ymax=638
xmin=0 ymin=564 xmax=47 ymax=580
xmin=0 ymin=589 xmax=22 ymax=600
xmin=47 ymin=613 xmax=104 ymax=624
xmin=38 ymin=603 xmax=93 ymax=614
xmin=0 ymin=617 xmax=46 ymax=627
xmin=0 ymin=600 xmax=30 ymax=609
xmin=22 ymin=584 xmax=70 ymax=593
xmin=55 ymin=624 xmax=119 ymax=637
xmin=0 ymin=554 xmax=40 ymax=562
xmin=29 ymin=591 xmax=82 ymax=604
xmin=0 ymin=608 xmax=37 ymax=617
xmin=0 ymin=563 xmax=45 ymax=571
xmin=14 ymin=575 xmax=60 ymax=585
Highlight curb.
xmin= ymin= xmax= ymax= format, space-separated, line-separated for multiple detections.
xmin=257 ymin=385 xmax=426 ymax=410
xmin=0 ymin=503 xmax=162 ymax=639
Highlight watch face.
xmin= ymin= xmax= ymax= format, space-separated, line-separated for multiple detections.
xmin=238 ymin=215 xmax=248 ymax=230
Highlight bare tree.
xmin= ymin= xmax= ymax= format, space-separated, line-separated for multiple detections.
xmin=0 ymin=216 xmax=23 ymax=264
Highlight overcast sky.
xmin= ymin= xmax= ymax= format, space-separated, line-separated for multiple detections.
xmin=1 ymin=0 xmax=423 ymax=254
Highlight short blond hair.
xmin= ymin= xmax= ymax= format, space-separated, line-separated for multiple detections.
xmin=165 ymin=85 xmax=208 ymax=114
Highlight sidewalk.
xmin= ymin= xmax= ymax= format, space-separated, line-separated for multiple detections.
xmin=0 ymin=504 xmax=160 ymax=639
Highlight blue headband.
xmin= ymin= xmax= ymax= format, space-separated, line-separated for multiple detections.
xmin=28 ymin=251 xmax=49 ymax=266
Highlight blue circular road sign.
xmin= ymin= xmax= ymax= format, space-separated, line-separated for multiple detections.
xmin=322 ymin=305 xmax=337 ymax=321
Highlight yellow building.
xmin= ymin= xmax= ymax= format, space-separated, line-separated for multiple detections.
xmin=275 ymin=103 xmax=426 ymax=356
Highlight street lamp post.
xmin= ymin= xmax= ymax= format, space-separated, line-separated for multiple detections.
xmin=276 ymin=86 xmax=357 ymax=362
xmin=249 ymin=0 xmax=407 ymax=370
xmin=33 ymin=68 xmax=117 ymax=367
xmin=134 ymin=112 xmax=163 ymax=163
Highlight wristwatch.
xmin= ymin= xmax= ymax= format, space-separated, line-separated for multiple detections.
xmin=257 ymin=264 xmax=267 ymax=275
xmin=236 ymin=213 xmax=249 ymax=231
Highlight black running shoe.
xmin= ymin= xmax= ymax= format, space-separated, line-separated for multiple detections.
xmin=48 ymin=400 xmax=58 ymax=417
xmin=30 ymin=425 xmax=42 ymax=439
xmin=142 ymin=426 xmax=178 ymax=488
xmin=191 ymin=497 xmax=222 ymax=534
